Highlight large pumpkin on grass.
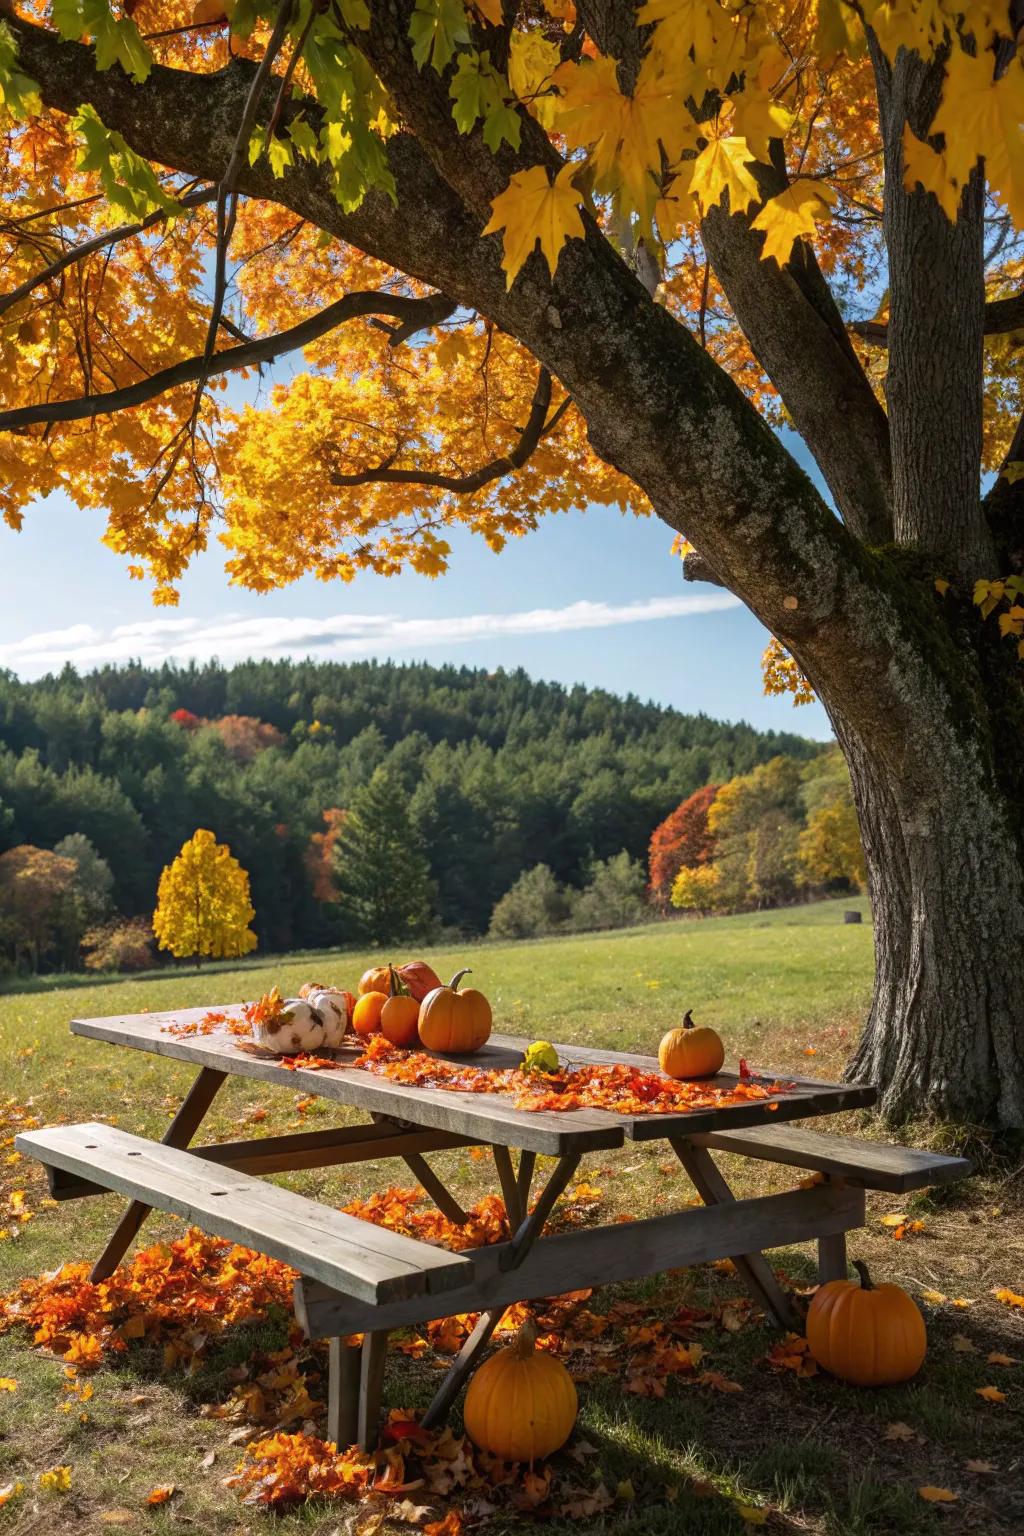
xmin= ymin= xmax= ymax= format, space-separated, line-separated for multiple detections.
xmin=464 ymin=1319 xmax=577 ymax=1462
xmin=417 ymin=969 xmax=491 ymax=1054
xmin=658 ymin=1010 xmax=724 ymax=1079
xmin=806 ymin=1260 xmax=927 ymax=1386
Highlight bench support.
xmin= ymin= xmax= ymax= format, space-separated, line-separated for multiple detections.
xmin=670 ymin=1138 xmax=799 ymax=1330
xmin=816 ymin=1182 xmax=850 ymax=1281
xmin=90 ymin=1066 xmax=227 ymax=1282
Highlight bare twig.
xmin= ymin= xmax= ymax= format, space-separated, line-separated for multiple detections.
xmin=854 ymin=291 xmax=1024 ymax=346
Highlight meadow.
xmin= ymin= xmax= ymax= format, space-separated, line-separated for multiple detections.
xmin=2 ymin=899 xmax=1022 ymax=1535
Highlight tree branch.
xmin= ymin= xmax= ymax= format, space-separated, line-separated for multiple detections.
xmin=327 ymin=369 xmax=570 ymax=492
xmin=0 ymin=290 xmax=455 ymax=432
xmin=854 ymin=291 xmax=1024 ymax=346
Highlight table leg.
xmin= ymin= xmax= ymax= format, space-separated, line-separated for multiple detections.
xmin=492 ymin=1144 xmax=524 ymax=1231
xmin=357 ymin=1330 xmax=389 ymax=1452
xmin=516 ymin=1150 xmax=536 ymax=1210
xmin=327 ymin=1337 xmax=361 ymax=1448
xmin=90 ymin=1066 xmax=227 ymax=1282
xmin=817 ymin=1217 xmax=849 ymax=1283
xmin=420 ymin=1152 xmax=581 ymax=1429
xmin=400 ymin=1151 xmax=469 ymax=1225
xmin=669 ymin=1139 xmax=798 ymax=1330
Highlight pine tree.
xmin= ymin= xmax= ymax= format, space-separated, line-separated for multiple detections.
xmin=333 ymin=768 xmax=435 ymax=945
xmin=152 ymin=829 xmax=257 ymax=963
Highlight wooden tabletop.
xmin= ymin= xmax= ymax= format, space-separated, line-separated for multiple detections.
xmin=71 ymin=1005 xmax=876 ymax=1156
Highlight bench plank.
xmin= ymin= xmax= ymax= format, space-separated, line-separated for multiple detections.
xmin=295 ymin=1180 xmax=867 ymax=1339
xmin=16 ymin=1123 xmax=472 ymax=1304
xmin=690 ymin=1124 xmax=972 ymax=1193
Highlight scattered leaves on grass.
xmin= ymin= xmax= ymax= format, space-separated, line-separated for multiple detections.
xmin=0 ymin=1376 xmax=16 ymax=1390
xmin=951 ymin=1333 xmax=975 ymax=1352
xmin=918 ymin=1486 xmax=959 ymax=1503
xmin=145 ymin=1484 xmax=175 ymax=1505
xmin=0 ymin=1483 xmax=24 ymax=1507
xmin=987 ymin=1351 xmax=1018 ymax=1366
xmin=884 ymin=1422 xmax=917 ymax=1442
xmin=993 ymin=1286 xmax=1024 ymax=1309
xmin=38 ymin=1465 xmax=72 ymax=1492
xmin=965 ymin=1460 xmax=998 ymax=1474
xmin=98 ymin=1512 xmax=136 ymax=1525
xmin=975 ymin=1385 xmax=1007 ymax=1403
xmin=763 ymin=1334 xmax=817 ymax=1376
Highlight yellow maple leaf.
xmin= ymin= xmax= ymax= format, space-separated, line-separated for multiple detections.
xmin=508 ymin=31 xmax=560 ymax=128
xmin=902 ymin=126 xmax=961 ymax=221
xmin=932 ymin=47 xmax=1024 ymax=226
xmin=0 ymin=1378 xmax=16 ymax=1392
xmin=975 ymin=1385 xmax=1007 ymax=1403
xmin=689 ymin=135 xmax=760 ymax=218
xmin=483 ymin=162 xmax=585 ymax=287
xmin=730 ymin=88 xmax=796 ymax=163
xmin=918 ymin=1486 xmax=959 ymax=1503
xmin=751 ymin=178 xmax=837 ymax=266
xmin=473 ymin=0 xmax=503 ymax=22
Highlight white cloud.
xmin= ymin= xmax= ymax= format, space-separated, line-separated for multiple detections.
xmin=0 ymin=592 xmax=740 ymax=678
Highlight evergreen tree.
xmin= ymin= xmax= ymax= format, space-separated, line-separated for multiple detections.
xmin=333 ymin=767 xmax=435 ymax=944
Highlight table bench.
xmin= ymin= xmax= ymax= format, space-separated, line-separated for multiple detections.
xmin=15 ymin=1005 xmax=973 ymax=1450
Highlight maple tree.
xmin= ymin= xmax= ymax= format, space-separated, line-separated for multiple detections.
xmin=152 ymin=827 xmax=257 ymax=960
xmin=1 ymin=1 xmax=1024 ymax=1122
xmin=647 ymin=783 xmax=719 ymax=907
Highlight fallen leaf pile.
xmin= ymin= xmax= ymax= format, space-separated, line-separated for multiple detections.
xmin=1 ymin=1180 xmax=768 ymax=1514
xmin=1 ymin=1099 xmax=57 ymax=1242
xmin=352 ymin=1036 xmax=792 ymax=1117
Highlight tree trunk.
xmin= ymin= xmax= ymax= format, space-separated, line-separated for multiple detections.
xmin=835 ymin=699 xmax=1024 ymax=1130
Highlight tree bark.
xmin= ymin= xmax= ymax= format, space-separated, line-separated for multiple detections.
xmin=837 ymin=706 xmax=1024 ymax=1129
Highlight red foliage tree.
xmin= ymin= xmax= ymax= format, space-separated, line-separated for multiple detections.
xmin=213 ymin=714 xmax=285 ymax=762
xmin=648 ymin=785 xmax=719 ymax=910
xmin=306 ymin=808 xmax=347 ymax=904
xmin=169 ymin=708 xmax=200 ymax=730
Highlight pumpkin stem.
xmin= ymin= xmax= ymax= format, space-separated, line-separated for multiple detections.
xmin=852 ymin=1259 xmax=874 ymax=1291
xmin=513 ymin=1316 xmax=538 ymax=1359
xmin=447 ymin=968 xmax=472 ymax=992
xmin=388 ymin=964 xmax=409 ymax=997
xmin=682 ymin=1009 xmax=695 ymax=1029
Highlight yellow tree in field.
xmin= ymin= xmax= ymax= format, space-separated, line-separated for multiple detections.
xmin=153 ymin=829 xmax=257 ymax=964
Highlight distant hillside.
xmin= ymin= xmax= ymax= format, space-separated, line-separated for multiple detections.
xmin=0 ymin=659 xmax=820 ymax=950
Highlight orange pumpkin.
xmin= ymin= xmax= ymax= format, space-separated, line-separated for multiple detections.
xmin=358 ymin=965 xmax=392 ymax=997
xmin=358 ymin=960 xmax=442 ymax=1001
xmin=658 ymin=1010 xmax=724 ymax=1079
xmin=417 ymin=968 xmax=492 ymax=1054
xmin=806 ymin=1260 xmax=927 ymax=1386
xmin=352 ymin=990 xmax=388 ymax=1037
xmin=463 ymin=1318 xmax=577 ymax=1462
xmin=379 ymin=967 xmax=420 ymax=1047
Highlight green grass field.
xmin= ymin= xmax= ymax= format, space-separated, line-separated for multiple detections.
xmin=2 ymin=899 xmax=1022 ymax=1535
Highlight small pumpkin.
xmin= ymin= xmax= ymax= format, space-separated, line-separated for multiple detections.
xmin=352 ymin=990 xmax=388 ymax=1037
xmin=358 ymin=960 xmax=442 ymax=1002
xmin=463 ymin=1318 xmax=577 ymax=1462
xmin=379 ymin=966 xmax=421 ymax=1047
xmin=806 ymin=1259 xmax=927 ymax=1386
xmin=658 ymin=1010 xmax=725 ymax=1079
xmin=417 ymin=968 xmax=492 ymax=1054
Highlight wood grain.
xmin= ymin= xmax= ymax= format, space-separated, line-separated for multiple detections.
xmin=18 ymin=1122 xmax=472 ymax=1304
xmin=68 ymin=1009 xmax=876 ymax=1147
xmin=295 ymin=1181 xmax=866 ymax=1338
xmin=689 ymin=1123 xmax=972 ymax=1191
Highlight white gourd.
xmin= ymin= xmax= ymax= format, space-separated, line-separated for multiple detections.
xmin=251 ymin=998 xmax=326 ymax=1054
xmin=304 ymin=987 xmax=350 ymax=1047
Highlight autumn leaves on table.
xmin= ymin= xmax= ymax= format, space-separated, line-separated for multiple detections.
xmin=165 ymin=978 xmax=797 ymax=1116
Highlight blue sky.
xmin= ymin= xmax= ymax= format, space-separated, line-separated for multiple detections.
xmin=0 ymin=447 xmax=833 ymax=740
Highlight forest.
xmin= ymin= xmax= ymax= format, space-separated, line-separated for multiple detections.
xmin=0 ymin=657 xmax=821 ymax=969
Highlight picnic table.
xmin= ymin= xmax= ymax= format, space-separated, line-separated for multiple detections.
xmin=17 ymin=1004 xmax=971 ymax=1451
